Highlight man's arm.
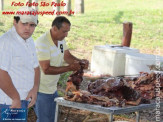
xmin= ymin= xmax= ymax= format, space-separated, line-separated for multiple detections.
xmin=33 ymin=66 xmax=40 ymax=92
xmin=64 ymin=50 xmax=81 ymax=64
xmin=0 ymin=69 xmax=21 ymax=108
xmin=26 ymin=66 xmax=40 ymax=108
xmin=39 ymin=60 xmax=80 ymax=75
xmin=64 ymin=50 xmax=89 ymax=69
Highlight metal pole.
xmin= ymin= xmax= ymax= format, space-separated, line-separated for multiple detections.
xmin=135 ymin=111 xmax=140 ymax=122
xmin=54 ymin=103 xmax=59 ymax=122
xmin=107 ymin=113 xmax=113 ymax=122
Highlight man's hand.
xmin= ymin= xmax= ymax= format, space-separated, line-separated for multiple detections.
xmin=68 ymin=61 xmax=81 ymax=71
xmin=26 ymin=87 xmax=38 ymax=108
xmin=0 ymin=69 xmax=21 ymax=109
xmin=80 ymin=59 xmax=89 ymax=69
xmin=10 ymin=98 xmax=21 ymax=108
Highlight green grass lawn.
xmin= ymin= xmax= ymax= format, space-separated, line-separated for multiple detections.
xmin=1 ymin=1 xmax=162 ymax=120
xmin=0 ymin=0 xmax=162 ymax=60
xmin=0 ymin=0 xmax=162 ymax=85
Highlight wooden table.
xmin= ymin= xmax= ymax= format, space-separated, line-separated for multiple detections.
xmin=54 ymin=97 xmax=162 ymax=122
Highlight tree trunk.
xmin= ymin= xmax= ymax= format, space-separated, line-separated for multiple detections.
xmin=75 ymin=0 xmax=84 ymax=14
xmin=26 ymin=0 xmax=38 ymax=10
xmin=64 ymin=0 xmax=71 ymax=16
xmin=26 ymin=0 xmax=32 ymax=3
xmin=0 ymin=0 xmax=4 ymax=11
xmin=53 ymin=0 xmax=60 ymax=14
xmin=32 ymin=0 xmax=38 ymax=10
xmin=121 ymin=22 xmax=133 ymax=47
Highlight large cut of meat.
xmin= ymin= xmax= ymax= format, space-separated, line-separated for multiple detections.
xmin=88 ymin=78 xmax=124 ymax=94
xmin=125 ymin=72 xmax=163 ymax=100
xmin=65 ymin=77 xmax=142 ymax=107
xmin=66 ymin=61 xmax=85 ymax=93
xmin=65 ymin=70 xmax=163 ymax=107
xmin=87 ymin=78 xmax=141 ymax=106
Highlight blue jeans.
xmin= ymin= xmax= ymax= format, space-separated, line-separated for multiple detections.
xmin=0 ymin=100 xmax=29 ymax=122
xmin=34 ymin=91 xmax=58 ymax=122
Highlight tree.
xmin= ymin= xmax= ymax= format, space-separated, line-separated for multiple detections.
xmin=64 ymin=0 xmax=71 ymax=16
xmin=26 ymin=0 xmax=38 ymax=10
xmin=75 ymin=0 xmax=84 ymax=14
xmin=32 ymin=0 xmax=38 ymax=10
xmin=0 ymin=0 xmax=4 ymax=11
xmin=53 ymin=0 xmax=60 ymax=14
xmin=26 ymin=0 xmax=32 ymax=3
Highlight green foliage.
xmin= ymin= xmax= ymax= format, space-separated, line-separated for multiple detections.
xmin=57 ymin=90 xmax=65 ymax=97
xmin=57 ymin=71 xmax=72 ymax=96
xmin=58 ymin=71 xmax=72 ymax=89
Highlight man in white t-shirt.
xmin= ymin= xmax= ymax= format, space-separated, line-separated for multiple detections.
xmin=0 ymin=7 xmax=40 ymax=122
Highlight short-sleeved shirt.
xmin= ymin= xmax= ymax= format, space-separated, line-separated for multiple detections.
xmin=0 ymin=26 xmax=39 ymax=105
xmin=35 ymin=30 xmax=68 ymax=94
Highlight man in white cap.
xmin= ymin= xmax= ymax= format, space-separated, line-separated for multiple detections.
xmin=0 ymin=6 xmax=40 ymax=122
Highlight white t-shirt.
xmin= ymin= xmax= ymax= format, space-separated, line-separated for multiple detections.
xmin=0 ymin=26 xmax=39 ymax=105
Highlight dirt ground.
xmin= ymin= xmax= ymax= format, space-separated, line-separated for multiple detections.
xmin=27 ymin=103 xmax=163 ymax=122
xmin=58 ymin=107 xmax=163 ymax=122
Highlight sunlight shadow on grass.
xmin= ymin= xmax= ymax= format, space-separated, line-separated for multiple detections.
xmin=0 ymin=22 xmax=4 ymax=26
xmin=113 ymin=11 xmax=124 ymax=24
xmin=0 ymin=29 xmax=5 ymax=33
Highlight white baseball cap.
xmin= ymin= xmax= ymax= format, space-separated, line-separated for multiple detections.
xmin=15 ymin=6 xmax=38 ymax=25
